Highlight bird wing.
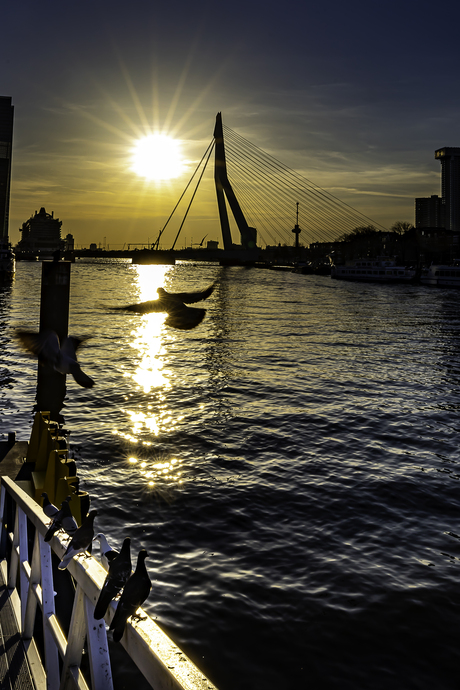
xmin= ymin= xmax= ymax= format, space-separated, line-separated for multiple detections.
xmin=110 ymin=299 xmax=164 ymax=314
xmin=169 ymin=283 xmax=215 ymax=304
xmin=60 ymin=336 xmax=90 ymax=358
xmin=16 ymin=330 xmax=60 ymax=365
xmin=110 ymin=283 xmax=215 ymax=314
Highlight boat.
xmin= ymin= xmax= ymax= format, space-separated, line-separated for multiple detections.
xmin=420 ymin=263 xmax=460 ymax=287
xmin=331 ymin=257 xmax=416 ymax=283
xmin=0 ymin=242 xmax=15 ymax=280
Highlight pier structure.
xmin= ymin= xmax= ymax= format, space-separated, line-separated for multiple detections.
xmin=0 ymin=427 xmax=218 ymax=690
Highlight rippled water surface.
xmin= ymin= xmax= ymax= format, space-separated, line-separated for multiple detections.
xmin=1 ymin=260 xmax=460 ymax=689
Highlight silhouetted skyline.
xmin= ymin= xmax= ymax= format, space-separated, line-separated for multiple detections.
xmin=2 ymin=0 xmax=460 ymax=248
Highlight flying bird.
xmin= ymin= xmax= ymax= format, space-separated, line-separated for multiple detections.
xmin=16 ymin=329 xmax=95 ymax=387
xmin=94 ymin=533 xmax=119 ymax=570
xmin=112 ymin=283 xmax=216 ymax=330
xmin=109 ymin=549 xmax=152 ymax=642
xmin=94 ymin=537 xmax=132 ymax=620
xmin=58 ymin=509 xmax=98 ymax=570
xmin=41 ymin=492 xmax=59 ymax=519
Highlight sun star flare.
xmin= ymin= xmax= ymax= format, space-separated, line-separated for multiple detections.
xmin=131 ymin=134 xmax=183 ymax=181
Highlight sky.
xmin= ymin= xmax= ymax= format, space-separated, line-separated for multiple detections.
xmin=2 ymin=0 xmax=460 ymax=249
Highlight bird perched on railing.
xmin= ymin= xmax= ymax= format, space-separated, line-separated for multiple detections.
xmin=15 ymin=329 xmax=95 ymax=387
xmin=60 ymin=500 xmax=78 ymax=538
xmin=58 ymin=509 xmax=98 ymax=570
xmin=110 ymin=549 xmax=151 ymax=642
xmin=44 ymin=496 xmax=71 ymax=541
xmin=94 ymin=533 xmax=119 ymax=570
xmin=94 ymin=537 xmax=132 ymax=620
xmin=111 ymin=283 xmax=216 ymax=330
xmin=41 ymin=492 xmax=59 ymax=519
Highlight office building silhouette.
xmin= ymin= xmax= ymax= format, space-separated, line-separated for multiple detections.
xmin=435 ymin=147 xmax=460 ymax=231
xmin=0 ymin=96 xmax=14 ymax=242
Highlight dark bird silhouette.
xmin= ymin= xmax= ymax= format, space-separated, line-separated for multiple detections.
xmin=44 ymin=496 xmax=71 ymax=542
xmin=94 ymin=537 xmax=132 ymax=620
xmin=16 ymin=329 xmax=95 ymax=387
xmin=109 ymin=549 xmax=151 ymax=642
xmin=60 ymin=500 xmax=78 ymax=538
xmin=41 ymin=492 xmax=59 ymax=518
xmin=112 ymin=283 xmax=215 ymax=330
xmin=94 ymin=533 xmax=119 ymax=570
xmin=58 ymin=509 xmax=98 ymax=570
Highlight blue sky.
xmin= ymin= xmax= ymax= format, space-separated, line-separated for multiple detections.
xmin=2 ymin=0 xmax=460 ymax=247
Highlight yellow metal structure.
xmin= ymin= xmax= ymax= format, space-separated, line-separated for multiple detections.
xmin=26 ymin=411 xmax=88 ymax=524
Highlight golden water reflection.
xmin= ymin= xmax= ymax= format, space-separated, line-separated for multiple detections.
xmin=114 ymin=265 xmax=187 ymax=491
xmin=119 ymin=264 xmax=178 ymax=435
xmin=127 ymin=455 xmax=184 ymax=489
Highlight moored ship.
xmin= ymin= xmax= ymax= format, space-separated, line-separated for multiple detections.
xmin=420 ymin=263 xmax=460 ymax=287
xmin=331 ymin=257 xmax=416 ymax=283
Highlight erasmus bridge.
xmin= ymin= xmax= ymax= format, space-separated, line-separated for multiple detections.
xmin=152 ymin=112 xmax=386 ymax=254
xmin=67 ymin=113 xmax=387 ymax=261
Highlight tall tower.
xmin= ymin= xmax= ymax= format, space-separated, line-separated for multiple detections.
xmin=214 ymin=113 xmax=257 ymax=251
xmin=0 ymin=96 xmax=14 ymax=243
xmin=435 ymin=147 xmax=460 ymax=231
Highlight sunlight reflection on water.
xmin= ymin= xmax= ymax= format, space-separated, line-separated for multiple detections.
xmin=112 ymin=263 xmax=187 ymax=490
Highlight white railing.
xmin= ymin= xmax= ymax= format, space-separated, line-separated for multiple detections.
xmin=0 ymin=476 xmax=217 ymax=690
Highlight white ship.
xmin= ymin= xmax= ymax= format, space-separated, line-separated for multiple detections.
xmin=420 ymin=264 xmax=460 ymax=287
xmin=331 ymin=257 xmax=416 ymax=283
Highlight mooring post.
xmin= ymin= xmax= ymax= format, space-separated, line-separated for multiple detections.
xmin=36 ymin=261 xmax=71 ymax=421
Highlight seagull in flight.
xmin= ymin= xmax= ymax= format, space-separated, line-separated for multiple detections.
xmin=16 ymin=329 xmax=95 ymax=387
xmin=112 ymin=283 xmax=216 ymax=330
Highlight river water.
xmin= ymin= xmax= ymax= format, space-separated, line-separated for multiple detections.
xmin=1 ymin=260 xmax=460 ymax=690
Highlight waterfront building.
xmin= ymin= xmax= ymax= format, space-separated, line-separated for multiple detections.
xmin=435 ymin=147 xmax=460 ymax=231
xmin=0 ymin=96 xmax=14 ymax=242
xmin=16 ymin=207 xmax=65 ymax=254
xmin=64 ymin=233 xmax=74 ymax=251
xmin=415 ymin=195 xmax=443 ymax=228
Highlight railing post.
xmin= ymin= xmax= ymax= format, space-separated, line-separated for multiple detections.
xmin=40 ymin=534 xmax=60 ymax=689
xmin=23 ymin=529 xmax=40 ymax=638
xmin=59 ymin=584 xmax=87 ymax=690
xmin=84 ymin=595 xmax=113 ymax=689
xmin=8 ymin=505 xmax=19 ymax=589
xmin=18 ymin=507 xmax=29 ymax=631
xmin=0 ymin=482 xmax=6 ymax=558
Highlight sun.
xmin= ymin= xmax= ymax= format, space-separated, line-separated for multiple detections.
xmin=131 ymin=134 xmax=184 ymax=181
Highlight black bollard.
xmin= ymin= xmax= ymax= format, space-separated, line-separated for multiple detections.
xmin=36 ymin=261 xmax=71 ymax=422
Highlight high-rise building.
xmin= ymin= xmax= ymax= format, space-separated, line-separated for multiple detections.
xmin=415 ymin=195 xmax=443 ymax=228
xmin=435 ymin=147 xmax=460 ymax=231
xmin=0 ymin=96 xmax=14 ymax=242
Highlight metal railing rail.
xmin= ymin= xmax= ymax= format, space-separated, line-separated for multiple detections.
xmin=0 ymin=476 xmax=217 ymax=690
